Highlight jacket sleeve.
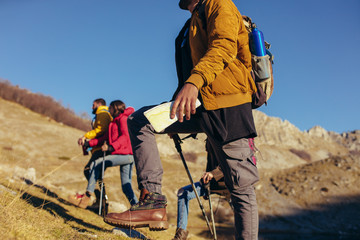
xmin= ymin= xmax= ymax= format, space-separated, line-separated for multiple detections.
xmin=110 ymin=116 xmax=130 ymax=151
xmin=209 ymin=166 xmax=224 ymax=182
xmin=88 ymin=131 xmax=108 ymax=148
xmin=186 ymin=0 xmax=241 ymax=89
xmin=84 ymin=112 xmax=111 ymax=139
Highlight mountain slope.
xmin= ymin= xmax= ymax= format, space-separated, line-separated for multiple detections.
xmin=1 ymin=97 xmax=359 ymax=239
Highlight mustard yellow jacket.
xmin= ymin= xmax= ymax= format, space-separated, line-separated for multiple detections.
xmin=186 ymin=0 xmax=256 ymax=110
xmin=84 ymin=105 xmax=112 ymax=153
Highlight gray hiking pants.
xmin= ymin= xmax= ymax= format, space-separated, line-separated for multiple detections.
xmin=128 ymin=105 xmax=259 ymax=240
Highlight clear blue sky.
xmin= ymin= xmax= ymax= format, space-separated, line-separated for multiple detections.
xmin=1 ymin=0 xmax=359 ymax=133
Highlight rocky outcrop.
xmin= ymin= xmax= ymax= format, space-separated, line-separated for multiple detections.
xmin=154 ymin=110 xmax=358 ymax=170
xmin=257 ymin=155 xmax=360 ymax=235
xmin=252 ymin=110 xmax=354 ymax=169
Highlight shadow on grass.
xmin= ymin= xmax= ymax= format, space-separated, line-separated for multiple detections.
xmin=198 ymin=223 xmax=360 ymax=240
xmin=20 ymin=178 xmax=149 ymax=239
xmin=21 ymin=178 xmax=65 ymax=201
xmin=258 ymin=194 xmax=360 ymax=239
xmin=20 ymin=191 xmax=106 ymax=233
xmin=197 ymin=225 xmax=234 ymax=239
xmin=19 ymin=178 xmax=109 ymax=233
xmin=195 ymin=194 xmax=360 ymax=239
xmin=112 ymin=227 xmax=149 ymax=239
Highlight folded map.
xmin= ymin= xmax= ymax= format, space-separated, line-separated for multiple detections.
xmin=144 ymin=99 xmax=201 ymax=132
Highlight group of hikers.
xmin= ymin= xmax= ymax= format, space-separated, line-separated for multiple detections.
xmin=68 ymin=0 xmax=261 ymax=239
xmin=68 ymin=99 xmax=138 ymax=209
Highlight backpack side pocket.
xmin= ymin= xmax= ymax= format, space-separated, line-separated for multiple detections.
xmin=251 ymin=54 xmax=274 ymax=109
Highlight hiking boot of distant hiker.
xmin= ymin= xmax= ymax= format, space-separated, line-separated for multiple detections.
xmin=87 ymin=189 xmax=101 ymax=209
xmin=172 ymin=228 xmax=189 ymax=240
xmin=68 ymin=192 xmax=93 ymax=209
xmin=104 ymin=189 xmax=169 ymax=231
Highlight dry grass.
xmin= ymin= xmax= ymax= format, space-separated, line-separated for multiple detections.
xmin=0 ymin=156 xmax=211 ymax=240
xmin=1 ymin=93 xmax=360 ymax=238
xmin=0 ymin=97 xmax=214 ymax=239
xmin=0 ymin=175 xmax=124 ymax=239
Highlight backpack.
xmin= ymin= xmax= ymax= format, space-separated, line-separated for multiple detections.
xmin=242 ymin=15 xmax=274 ymax=109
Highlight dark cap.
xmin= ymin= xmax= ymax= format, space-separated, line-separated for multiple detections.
xmin=179 ymin=0 xmax=193 ymax=10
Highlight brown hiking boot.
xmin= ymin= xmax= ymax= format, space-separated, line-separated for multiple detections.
xmin=172 ymin=228 xmax=189 ymax=240
xmin=104 ymin=189 xmax=169 ymax=231
xmin=68 ymin=192 xmax=93 ymax=209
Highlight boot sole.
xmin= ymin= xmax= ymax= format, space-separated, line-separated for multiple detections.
xmin=104 ymin=217 xmax=169 ymax=231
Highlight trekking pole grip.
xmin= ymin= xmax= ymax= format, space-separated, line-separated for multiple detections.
xmin=172 ymin=134 xmax=183 ymax=153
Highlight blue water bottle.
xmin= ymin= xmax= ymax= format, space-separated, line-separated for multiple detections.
xmin=250 ymin=28 xmax=266 ymax=56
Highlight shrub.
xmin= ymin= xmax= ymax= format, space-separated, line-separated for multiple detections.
xmin=0 ymin=80 xmax=91 ymax=131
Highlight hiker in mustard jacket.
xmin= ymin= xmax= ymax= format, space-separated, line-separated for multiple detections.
xmin=76 ymin=98 xmax=112 ymax=199
xmin=104 ymin=1 xmax=259 ymax=239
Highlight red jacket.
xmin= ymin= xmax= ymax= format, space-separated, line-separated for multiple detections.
xmin=88 ymin=107 xmax=134 ymax=155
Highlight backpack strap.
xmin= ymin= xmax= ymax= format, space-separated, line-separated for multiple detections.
xmin=196 ymin=0 xmax=207 ymax=30
xmin=242 ymin=15 xmax=256 ymax=32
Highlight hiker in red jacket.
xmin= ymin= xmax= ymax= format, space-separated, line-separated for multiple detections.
xmin=68 ymin=100 xmax=138 ymax=208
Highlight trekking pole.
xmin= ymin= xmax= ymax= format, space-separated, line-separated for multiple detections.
xmin=172 ymin=134 xmax=214 ymax=236
xmin=99 ymin=148 xmax=106 ymax=216
xmin=205 ymin=183 xmax=217 ymax=240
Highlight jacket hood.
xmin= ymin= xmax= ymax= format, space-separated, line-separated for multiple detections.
xmin=121 ymin=107 xmax=135 ymax=117
xmin=95 ymin=105 xmax=109 ymax=114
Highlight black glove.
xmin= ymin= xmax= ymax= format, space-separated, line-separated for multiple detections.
xmin=83 ymin=141 xmax=90 ymax=150
xmin=200 ymin=178 xmax=211 ymax=200
xmin=107 ymin=145 xmax=115 ymax=154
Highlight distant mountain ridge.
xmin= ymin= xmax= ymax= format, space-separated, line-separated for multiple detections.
xmin=252 ymin=110 xmax=359 ymax=169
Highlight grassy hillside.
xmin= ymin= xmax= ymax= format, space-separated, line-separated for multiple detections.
xmin=0 ymin=80 xmax=90 ymax=131
xmin=0 ymin=97 xmax=208 ymax=239
xmin=1 ymin=97 xmax=359 ymax=239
